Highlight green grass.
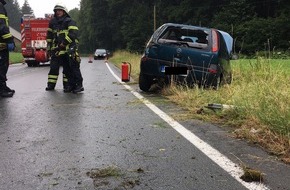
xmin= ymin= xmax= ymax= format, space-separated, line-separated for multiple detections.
xmin=110 ymin=51 xmax=290 ymax=161
xmin=9 ymin=52 xmax=24 ymax=64
xmin=229 ymin=58 xmax=290 ymax=136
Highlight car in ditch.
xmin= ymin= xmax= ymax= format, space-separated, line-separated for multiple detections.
xmin=139 ymin=23 xmax=233 ymax=92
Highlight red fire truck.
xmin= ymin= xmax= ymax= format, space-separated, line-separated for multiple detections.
xmin=21 ymin=14 xmax=53 ymax=67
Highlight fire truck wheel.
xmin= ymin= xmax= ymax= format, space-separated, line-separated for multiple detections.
xmin=26 ymin=61 xmax=33 ymax=67
xmin=33 ymin=61 xmax=40 ymax=67
xmin=26 ymin=61 xmax=40 ymax=67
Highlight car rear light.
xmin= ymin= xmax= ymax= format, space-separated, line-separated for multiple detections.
xmin=141 ymin=55 xmax=148 ymax=62
xmin=212 ymin=30 xmax=219 ymax=52
xmin=208 ymin=64 xmax=218 ymax=74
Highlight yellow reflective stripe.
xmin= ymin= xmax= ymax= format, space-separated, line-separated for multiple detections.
xmin=63 ymin=78 xmax=68 ymax=82
xmin=0 ymin=43 xmax=6 ymax=50
xmin=51 ymin=46 xmax=58 ymax=50
xmin=59 ymin=30 xmax=68 ymax=34
xmin=48 ymin=75 xmax=58 ymax=79
xmin=65 ymin=35 xmax=72 ymax=43
xmin=68 ymin=26 xmax=78 ymax=30
xmin=46 ymin=39 xmax=52 ymax=42
xmin=48 ymin=79 xmax=57 ymax=83
xmin=59 ymin=50 xmax=66 ymax=55
xmin=0 ymin=14 xmax=8 ymax=26
xmin=2 ymin=33 xmax=12 ymax=39
xmin=47 ymin=28 xmax=53 ymax=32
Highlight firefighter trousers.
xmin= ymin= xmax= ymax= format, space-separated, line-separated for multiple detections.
xmin=68 ymin=54 xmax=83 ymax=88
xmin=0 ymin=49 xmax=9 ymax=84
xmin=47 ymin=54 xmax=69 ymax=89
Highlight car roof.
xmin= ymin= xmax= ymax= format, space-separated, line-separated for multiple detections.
xmin=161 ymin=23 xmax=212 ymax=31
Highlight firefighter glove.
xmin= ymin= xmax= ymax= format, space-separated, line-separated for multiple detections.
xmin=7 ymin=43 xmax=15 ymax=52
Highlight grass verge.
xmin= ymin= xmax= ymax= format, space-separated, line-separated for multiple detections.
xmin=9 ymin=52 xmax=24 ymax=64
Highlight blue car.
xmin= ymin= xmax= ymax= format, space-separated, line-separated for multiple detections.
xmin=139 ymin=23 xmax=233 ymax=92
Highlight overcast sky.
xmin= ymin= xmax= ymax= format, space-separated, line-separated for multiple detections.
xmin=17 ymin=0 xmax=80 ymax=18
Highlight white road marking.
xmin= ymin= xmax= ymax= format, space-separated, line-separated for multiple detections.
xmin=106 ymin=62 xmax=270 ymax=190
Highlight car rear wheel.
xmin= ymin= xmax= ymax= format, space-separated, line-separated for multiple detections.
xmin=139 ymin=73 xmax=153 ymax=92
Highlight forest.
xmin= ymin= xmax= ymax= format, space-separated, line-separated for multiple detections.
xmin=6 ymin=0 xmax=290 ymax=57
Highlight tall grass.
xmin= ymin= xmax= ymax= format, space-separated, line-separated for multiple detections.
xmin=231 ymin=58 xmax=290 ymax=137
xmin=149 ymin=58 xmax=289 ymax=137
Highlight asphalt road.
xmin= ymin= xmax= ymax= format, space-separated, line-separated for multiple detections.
xmin=0 ymin=58 xmax=289 ymax=190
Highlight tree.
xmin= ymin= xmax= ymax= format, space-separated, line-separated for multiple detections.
xmin=6 ymin=0 xmax=22 ymax=32
xmin=68 ymin=8 xmax=79 ymax=23
xmin=76 ymin=0 xmax=290 ymax=55
xmin=21 ymin=0 xmax=34 ymax=15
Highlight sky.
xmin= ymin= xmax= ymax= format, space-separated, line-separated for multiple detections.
xmin=17 ymin=0 xmax=80 ymax=18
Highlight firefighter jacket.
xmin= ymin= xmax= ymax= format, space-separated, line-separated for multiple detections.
xmin=0 ymin=3 xmax=13 ymax=50
xmin=46 ymin=14 xmax=79 ymax=56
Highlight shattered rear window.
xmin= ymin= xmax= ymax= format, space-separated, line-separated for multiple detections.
xmin=157 ymin=26 xmax=210 ymax=49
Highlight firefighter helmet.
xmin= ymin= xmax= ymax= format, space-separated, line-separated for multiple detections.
xmin=53 ymin=3 xmax=68 ymax=14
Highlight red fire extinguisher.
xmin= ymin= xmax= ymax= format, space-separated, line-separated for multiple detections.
xmin=121 ymin=62 xmax=131 ymax=82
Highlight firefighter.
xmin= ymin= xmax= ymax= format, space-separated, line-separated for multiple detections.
xmin=45 ymin=3 xmax=83 ymax=93
xmin=0 ymin=0 xmax=15 ymax=97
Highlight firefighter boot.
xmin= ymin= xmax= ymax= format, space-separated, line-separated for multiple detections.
xmin=4 ymin=85 xmax=15 ymax=94
xmin=0 ymin=89 xmax=13 ymax=97
xmin=0 ymin=83 xmax=14 ymax=97
xmin=73 ymin=84 xmax=84 ymax=93
xmin=63 ymin=85 xmax=74 ymax=93
xmin=45 ymin=83 xmax=55 ymax=91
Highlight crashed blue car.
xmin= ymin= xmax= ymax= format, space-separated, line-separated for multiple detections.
xmin=139 ymin=23 xmax=233 ymax=91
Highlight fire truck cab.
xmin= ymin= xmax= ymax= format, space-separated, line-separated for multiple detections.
xmin=21 ymin=14 xmax=52 ymax=67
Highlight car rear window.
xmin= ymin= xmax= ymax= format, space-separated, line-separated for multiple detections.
xmin=157 ymin=26 xmax=210 ymax=50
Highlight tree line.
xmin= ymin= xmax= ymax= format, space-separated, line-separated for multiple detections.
xmin=7 ymin=0 xmax=290 ymax=57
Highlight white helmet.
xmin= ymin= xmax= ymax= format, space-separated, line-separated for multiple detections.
xmin=53 ymin=2 xmax=68 ymax=14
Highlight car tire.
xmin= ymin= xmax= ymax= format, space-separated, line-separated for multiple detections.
xmin=26 ymin=61 xmax=39 ymax=67
xmin=139 ymin=73 xmax=153 ymax=92
xmin=33 ymin=61 xmax=40 ymax=67
xmin=26 ymin=61 xmax=33 ymax=67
